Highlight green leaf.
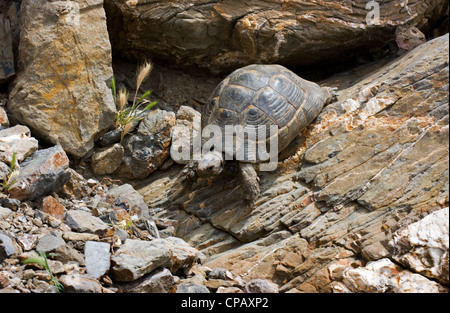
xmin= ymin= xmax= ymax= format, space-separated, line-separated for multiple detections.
xmin=111 ymin=75 xmax=117 ymax=105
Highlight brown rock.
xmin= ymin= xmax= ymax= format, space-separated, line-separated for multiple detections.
xmin=0 ymin=107 xmax=9 ymax=128
xmin=90 ymin=143 xmax=124 ymax=175
xmin=8 ymin=0 xmax=116 ymax=158
xmin=42 ymin=195 xmax=65 ymax=222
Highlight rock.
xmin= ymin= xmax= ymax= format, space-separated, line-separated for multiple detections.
xmin=0 ymin=13 xmax=14 ymax=85
xmin=118 ymin=268 xmax=175 ymax=293
xmin=41 ymin=196 xmax=65 ymax=222
xmin=90 ymin=143 xmax=124 ymax=175
xmin=62 ymin=231 xmax=100 ymax=243
xmin=0 ymin=233 xmax=16 ymax=261
xmin=216 ymin=286 xmax=244 ymax=293
xmin=111 ymin=237 xmax=199 ymax=282
xmin=105 ymin=0 xmax=448 ymax=73
xmin=0 ymin=107 xmax=9 ymax=128
xmin=165 ymin=236 xmax=200 ymax=274
xmin=333 ymin=258 xmax=448 ymax=293
xmin=0 ymin=161 xmax=9 ymax=181
xmin=84 ymin=241 xmax=111 ymax=279
xmin=396 ymin=26 xmax=427 ymax=51
xmin=17 ymin=234 xmax=38 ymax=251
xmin=54 ymin=244 xmax=85 ymax=266
xmin=175 ymin=283 xmax=210 ymax=293
xmin=65 ymin=210 xmax=109 ymax=236
xmin=36 ymin=234 xmax=66 ymax=254
xmin=208 ymin=268 xmax=233 ymax=280
xmin=7 ymin=145 xmax=71 ymax=201
xmin=110 ymin=239 xmax=172 ymax=282
xmin=59 ymin=274 xmax=107 ymax=293
xmin=98 ymin=128 xmax=122 ymax=147
xmin=0 ymin=125 xmax=38 ymax=163
xmin=244 ymin=279 xmax=279 ymax=293
xmin=298 ymin=34 xmax=449 ymax=214
xmin=390 ymin=207 xmax=449 ymax=285
xmin=8 ymin=0 xmax=116 ymax=158
xmin=106 ymin=184 xmax=149 ymax=219
xmin=170 ymin=106 xmax=201 ymax=164
xmin=0 ymin=207 xmax=12 ymax=220
xmin=116 ymin=109 xmax=176 ymax=179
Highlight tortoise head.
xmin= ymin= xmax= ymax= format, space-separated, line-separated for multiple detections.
xmin=196 ymin=151 xmax=224 ymax=177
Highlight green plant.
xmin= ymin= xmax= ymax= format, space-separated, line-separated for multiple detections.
xmin=23 ymin=251 xmax=65 ymax=293
xmin=1 ymin=153 xmax=18 ymax=192
xmin=112 ymin=61 xmax=158 ymax=142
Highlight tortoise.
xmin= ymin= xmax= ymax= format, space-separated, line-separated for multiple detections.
xmin=185 ymin=64 xmax=336 ymax=203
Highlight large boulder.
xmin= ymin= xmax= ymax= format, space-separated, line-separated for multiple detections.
xmin=104 ymin=0 xmax=448 ymax=73
xmin=8 ymin=0 xmax=116 ymax=158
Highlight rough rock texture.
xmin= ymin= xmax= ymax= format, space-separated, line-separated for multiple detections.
xmin=105 ymin=0 xmax=448 ymax=73
xmin=116 ymin=109 xmax=176 ymax=179
xmin=90 ymin=143 xmax=124 ymax=175
xmin=390 ymin=207 xmax=449 ymax=285
xmin=137 ymin=34 xmax=449 ymax=292
xmin=7 ymin=145 xmax=71 ymax=201
xmin=8 ymin=0 xmax=116 ymax=158
xmin=111 ymin=238 xmax=199 ymax=282
xmin=0 ymin=13 xmax=14 ymax=85
xmin=170 ymin=106 xmax=202 ymax=165
xmin=0 ymin=125 xmax=38 ymax=163
xmin=332 ymin=258 xmax=447 ymax=293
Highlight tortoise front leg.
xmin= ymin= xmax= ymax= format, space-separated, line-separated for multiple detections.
xmin=238 ymin=162 xmax=260 ymax=204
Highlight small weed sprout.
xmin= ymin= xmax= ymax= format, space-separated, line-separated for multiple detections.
xmin=1 ymin=153 xmax=18 ymax=192
xmin=23 ymin=251 xmax=65 ymax=293
xmin=112 ymin=61 xmax=157 ymax=141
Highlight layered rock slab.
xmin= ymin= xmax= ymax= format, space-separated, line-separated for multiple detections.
xmin=105 ymin=0 xmax=448 ymax=73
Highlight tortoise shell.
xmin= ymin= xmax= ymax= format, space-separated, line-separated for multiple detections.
xmin=202 ymin=64 xmax=328 ymax=163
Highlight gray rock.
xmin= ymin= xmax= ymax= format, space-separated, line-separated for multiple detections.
xmin=244 ymin=279 xmax=279 ymax=293
xmin=208 ymin=268 xmax=233 ymax=280
xmin=119 ymin=268 xmax=175 ymax=293
xmin=170 ymin=105 xmax=201 ymax=164
xmin=0 ymin=161 xmax=9 ymax=181
xmin=7 ymin=145 xmax=71 ymax=201
xmin=175 ymin=283 xmax=210 ymax=293
xmin=85 ymin=241 xmax=111 ymax=279
xmin=110 ymin=239 xmax=171 ymax=282
xmin=0 ymin=206 xmax=12 ymax=219
xmin=0 ymin=233 xmax=16 ymax=261
xmin=116 ymin=109 xmax=175 ymax=179
xmin=111 ymin=237 xmax=199 ymax=282
xmin=106 ymin=183 xmax=149 ymax=219
xmin=65 ymin=210 xmax=109 ymax=235
xmin=0 ymin=14 xmax=14 ymax=85
xmin=36 ymin=234 xmax=66 ymax=254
